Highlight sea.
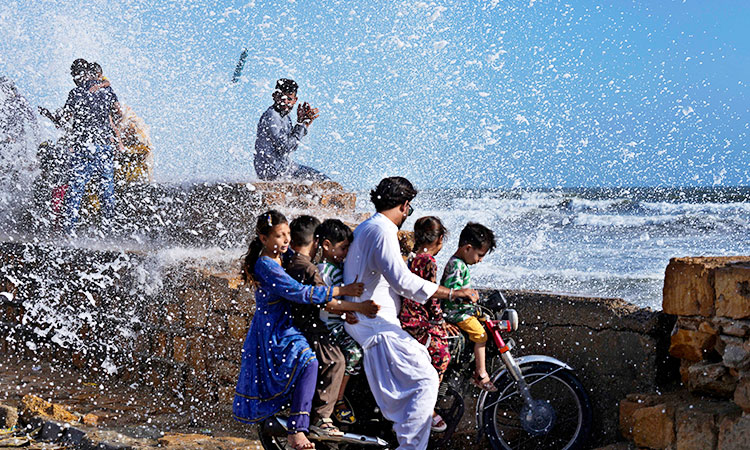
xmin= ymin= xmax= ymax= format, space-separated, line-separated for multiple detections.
xmin=374 ymin=186 xmax=750 ymax=311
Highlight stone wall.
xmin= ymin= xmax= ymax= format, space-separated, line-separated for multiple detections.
xmin=504 ymin=291 xmax=676 ymax=447
xmin=618 ymin=256 xmax=750 ymax=450
xmin=665 ymin=257 xmax=750 ymax=410
xmin=20 ymin=180 xmax=361 ymax=247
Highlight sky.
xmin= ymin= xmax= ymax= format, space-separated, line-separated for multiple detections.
xmin=1 ymin=0 xmax=748 ymax=190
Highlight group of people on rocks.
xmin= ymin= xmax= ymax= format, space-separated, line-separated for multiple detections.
xmin=234 ymin=176 xmax=498 ymax=450
xmin=35 ymin=69 xmax=322 ymax=234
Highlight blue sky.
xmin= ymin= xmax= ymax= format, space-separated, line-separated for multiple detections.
xmin=1 ymin=0 xmax=748 ymax=189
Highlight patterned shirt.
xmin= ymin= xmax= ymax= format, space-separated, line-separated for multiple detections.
xmin=318 ymin=261 xmax=344 ymax=287
xmin=399 ymin=253 xmax=447 ymax=342
xmin=317 ymin=261 xmax=344 ymax=324
xmin=440 ymin=256 xmax=477 ymax=323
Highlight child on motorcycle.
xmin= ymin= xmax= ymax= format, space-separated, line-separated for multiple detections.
xmin=398 ymin=216 xmax=457 ymax=432
xmin=233 ymin=210 xmax=364 ymax=450
xmin=441 ymin=222 xmax=498 ymax=392
xmin=284 ymin=215 xmax=379 ymax=437
xmin=314 ymin=219 xmax=365 ymax=426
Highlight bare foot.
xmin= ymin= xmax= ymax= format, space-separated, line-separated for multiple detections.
xmin=287 ymin=431 xmax=315 ymax=450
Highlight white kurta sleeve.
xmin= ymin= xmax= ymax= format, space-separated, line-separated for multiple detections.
xmin=371 ymin=227 xmax=438 ymax=304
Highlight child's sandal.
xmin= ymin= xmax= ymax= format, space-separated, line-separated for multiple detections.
xmin=431 ymin=412 xmax=448 ymax=432
xmin=472 ymin=372 xmax=498 ymax=392
xmin=310 ymin=417 xmax=344 ymax=437
xmin=333 ymin=400 xmax=357 ymax=425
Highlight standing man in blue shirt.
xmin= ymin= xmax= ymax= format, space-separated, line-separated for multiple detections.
xmin=254 ymin=79 xmax=328 ymax=181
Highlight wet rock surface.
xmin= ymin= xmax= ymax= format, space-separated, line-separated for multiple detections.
xmin=0 ymin=359 xmax=259 ymax=449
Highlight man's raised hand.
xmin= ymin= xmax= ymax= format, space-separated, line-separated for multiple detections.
xmin=297 ymin=102 xmax=319 ymax=126
xmin=296 ymin=102 xmax=308 ymax=124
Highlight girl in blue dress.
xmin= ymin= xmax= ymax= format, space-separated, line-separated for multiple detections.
xmin=234 ymin=210 xmax=363 ymax=450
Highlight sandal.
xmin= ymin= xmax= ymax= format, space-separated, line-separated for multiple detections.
xmin=431 ymin=412 xmax=447 ymax=432
xmin=333 ymin=400 xmax=357 ymax=425
xmin=310 ymin=417 xmax=344 ymax=437
xmin=472 ymin=372 xmax=498 ymax=392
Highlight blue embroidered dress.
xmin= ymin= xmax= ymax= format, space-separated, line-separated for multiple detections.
xmin=234 ymin=256 xmax=333 ymax=424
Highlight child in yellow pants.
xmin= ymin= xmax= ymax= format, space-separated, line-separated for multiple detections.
xmin=441 ymin=222 xmax=497 ymax=392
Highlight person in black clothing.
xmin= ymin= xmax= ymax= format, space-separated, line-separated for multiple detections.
xmin=39 ymin=59 xmax=124 ymax=232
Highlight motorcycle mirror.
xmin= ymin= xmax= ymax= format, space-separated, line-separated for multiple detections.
xmin=486 ymin=290 xmax=508 ymax=311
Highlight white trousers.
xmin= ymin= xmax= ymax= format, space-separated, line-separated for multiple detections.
xmin=361 ymin=328 xmax=439 ymax=450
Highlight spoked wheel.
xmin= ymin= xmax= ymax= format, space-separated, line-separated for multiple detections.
xmin=258 ymin=420 xmax=287 ymax=450
xmin=481 ymin=362 xmax=592 ymax=450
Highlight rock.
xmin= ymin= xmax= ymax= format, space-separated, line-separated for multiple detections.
xmin=663 ymin=257 xmax=719 ymax=316
xmin=82 ymin=430 xmax=157 ymax=449
xmin=0 ymin=403 xmax=18 ymax=428
xmin=619 ymin=394 xmax=662 ymax=440
xmin=631 ymin=403 xmax=675 ymax=449
xmin=38 ymin=419 xmax=65 ymax=441
xmin=722 ymin=343 xmax=750 ymax=370
xmin=20 ymin=394 xmax=78 ymax=424
xmin=718 ymin=413 xmax=750 ymax=450
xmin=733 ymin=376 xmax=750 ymax=412
xmin=712 ymin=317 xmax=750 ymax=337
xmin=715 ymin=264 xmax=750 ymax=319
xmin=226 ymin=315 xmax=248 ymax=340
xmin=686 ymin=362 xmax=737 ymax=397
xmin=669 ymin=327 xmax=716 ymax=361
xmin=619 ymin=399 xmax=640 ymax=440
xmin=82 ymin=413 xmax=100 ymax=427
xmin=675 ymin=406 xmax=717 ymax=450
xmin=157 ymin=433 xmax=258 ymax=449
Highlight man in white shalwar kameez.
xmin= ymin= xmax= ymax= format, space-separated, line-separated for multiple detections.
xmin=344 ymin=177 xmax=479 ymax=450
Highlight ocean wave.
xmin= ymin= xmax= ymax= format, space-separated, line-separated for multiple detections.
xmin=641 ymin=200 xmax=750 ymax=216
xmin=572 ymin=213 xmax=676 ymax=228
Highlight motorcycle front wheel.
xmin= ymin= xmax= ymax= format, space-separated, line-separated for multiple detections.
xmin=481 ymin=361 xmax=592 ymax=450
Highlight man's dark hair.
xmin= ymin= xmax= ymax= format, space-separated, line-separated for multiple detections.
xmin=290 ymin=215 xmax=321 ymax=246
xmin=70 ymin=58 xmax=89 ymax=77
xmin=458 ymin=222 xmax=496 ymax=253
xmin=275 ymin=78 xmax=298 ymax=94
xmin=315 ymin=219 xmax=353 ymax=246
xmin=413 ymin=216 xmax=447 ymax=251
xmin=370 ymin=177 xmax=418 ymax=212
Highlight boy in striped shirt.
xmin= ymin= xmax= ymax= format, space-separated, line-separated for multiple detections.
xmin=316 ymin=219 xmax=362 ymax=425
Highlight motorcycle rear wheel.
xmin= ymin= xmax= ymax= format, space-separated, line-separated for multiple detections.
xmin=481 ymin=361 xmax=592 ymax=450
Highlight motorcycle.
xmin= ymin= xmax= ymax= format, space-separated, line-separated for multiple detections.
xmin=258 ymin=291 xmax=592 ymax=450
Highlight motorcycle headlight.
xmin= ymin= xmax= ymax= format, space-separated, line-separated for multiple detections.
xmin=503 ymin=309 xmax=519 ymax=331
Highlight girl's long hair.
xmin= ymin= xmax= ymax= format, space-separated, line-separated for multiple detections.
xmin=241 ymin=209 xmax=288 ymax=286
xmin=412 ymin=216 xmax=447 ymax=253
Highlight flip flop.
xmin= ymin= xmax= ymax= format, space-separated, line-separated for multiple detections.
xmin=431 ymin=412 xmax=448 ymax=432
xmin=310 ymin=417 xmax=344 ymax=437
